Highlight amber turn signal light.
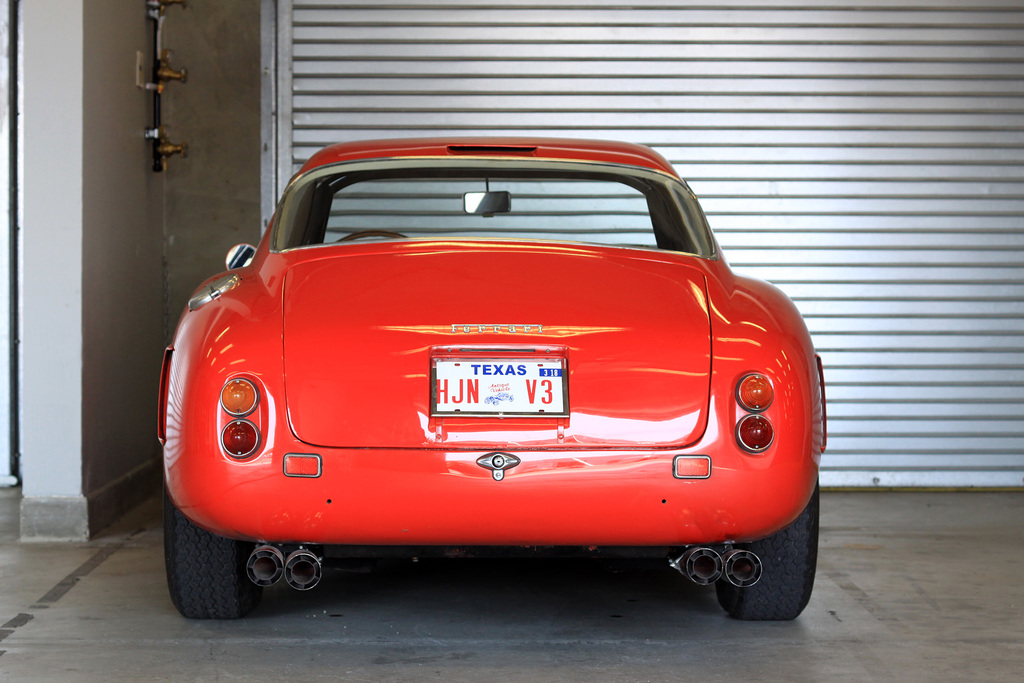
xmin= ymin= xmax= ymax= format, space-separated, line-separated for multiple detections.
xmin=222 ymin=419 xmax=260 ymax=458
xmin=737 ymin=373 xmax=773 ymax=412
xmin=221 ymin=378 xmax=258 ymax=416
xmin=736 ymin=414 xmax=774 ymax=453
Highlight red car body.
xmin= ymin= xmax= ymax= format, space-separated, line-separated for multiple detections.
xmin=160 ymin=138 xmax=826 ymax=620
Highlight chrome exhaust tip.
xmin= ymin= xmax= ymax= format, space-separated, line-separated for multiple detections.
xmin=722 ymin=548 xmax=762 ymax=588
xmin=284 ymin=549 xmax=323 ymax=591
xmin=669 ymin=547 xmax=724 ymax=585
xmin=246 ymin=545 xmax=285 ymax=587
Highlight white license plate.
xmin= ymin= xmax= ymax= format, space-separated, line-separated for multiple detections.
xmin=432 ymin=357 xmax=568 ymax=416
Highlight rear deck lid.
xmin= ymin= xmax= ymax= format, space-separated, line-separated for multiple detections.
xmin=282 ymin=242 xmax=712 ymax=449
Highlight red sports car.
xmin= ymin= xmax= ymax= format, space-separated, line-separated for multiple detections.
xmin=159 ymin=138 xmax=826 ymax=620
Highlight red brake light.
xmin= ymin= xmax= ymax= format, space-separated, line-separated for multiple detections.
xmin=736 ymin=414 xmax=774 ymax=452
xmin=222 ymin=419 xmax=260 ymax=458
xmin=221 ymin=379 xmax=259 ymax=416
xmin=737 ymin=373 xmax=773 ymax=412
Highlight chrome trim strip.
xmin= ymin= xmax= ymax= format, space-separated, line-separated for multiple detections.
xmin=187 ymin=274 xmax=240 ymax=311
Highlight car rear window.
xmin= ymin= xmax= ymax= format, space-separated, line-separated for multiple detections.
xmin=272 ymin=160 xmax=715 ymax=258
xmin=325 ymin=177 xmax=657 ymax=247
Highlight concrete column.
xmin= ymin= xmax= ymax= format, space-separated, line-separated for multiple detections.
xmin=19 ymin=0 xmax=87 ymax=539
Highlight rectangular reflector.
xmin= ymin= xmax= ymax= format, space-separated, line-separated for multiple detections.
xmin=283 ymin=453 xmax=322 ymax=478
xmin=673 ymin=455 xmax=711 ymax=479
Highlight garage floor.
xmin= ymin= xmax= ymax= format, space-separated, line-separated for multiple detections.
xmin=0 ymin=488 xmax=1020 ymax=682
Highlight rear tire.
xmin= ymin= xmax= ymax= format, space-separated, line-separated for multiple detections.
xmin=715 ymin=483 xmax=819 ymax=620
xmin=164 ymin=488 xmax=262 ymax=619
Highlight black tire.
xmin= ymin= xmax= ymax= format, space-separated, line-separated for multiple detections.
xmin=715 ymin=483 xmax=819 ymax=620
xmin=164 ymin=488 xmax=262 ymax=619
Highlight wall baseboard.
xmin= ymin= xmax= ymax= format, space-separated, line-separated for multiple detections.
xmin=20 ymin=458 xmax=162 ymax=541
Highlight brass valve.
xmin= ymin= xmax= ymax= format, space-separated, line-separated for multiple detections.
xmin=157 ymin=137 xmax=187 ymax=159
xmin=153 ymin=126 xmax=187 ymax=170
xmin=157 ymin=50 xmax=187 ymax=85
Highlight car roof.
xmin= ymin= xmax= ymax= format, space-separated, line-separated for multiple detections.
xmin=297 ymin=137 xmax=679 ymax=177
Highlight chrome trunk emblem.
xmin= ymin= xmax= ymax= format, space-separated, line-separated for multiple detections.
xmin=451 ymin=324 xmax=544 ymax=334
xmin=477 ymin=452 xmax=521 ymax=481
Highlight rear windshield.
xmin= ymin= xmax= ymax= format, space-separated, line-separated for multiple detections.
xmin=272 ymin=159 xmax=716 ymax=258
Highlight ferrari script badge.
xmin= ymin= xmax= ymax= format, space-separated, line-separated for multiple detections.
xmin=477 ymin=452 xmax=521 ymax=481
xmin=451 ymin=324 xmax=544 ymax=334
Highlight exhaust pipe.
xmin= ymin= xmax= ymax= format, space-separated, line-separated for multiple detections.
xmin=246 ymin=545 xmax=285 ymax=587
xmin=284 ymin=549 xmax=323 ymax=591
xmin=722 ymin=549 xmax=762 ymax=587
xmin=669 ymin=547 xmax=723 ymax=585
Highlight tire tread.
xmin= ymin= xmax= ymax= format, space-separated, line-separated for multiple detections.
xmin=715 ymin=483 xmax=819 ymax=620
xmin=164 ymin=489 xmax=262 ymax=619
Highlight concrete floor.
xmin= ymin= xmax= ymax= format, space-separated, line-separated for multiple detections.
xmin=0 ymin=488 xmax=1020 ymax=682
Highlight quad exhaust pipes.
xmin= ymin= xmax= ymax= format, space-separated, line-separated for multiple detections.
xmin=246 ymin=545 xmax=322 ymax=590
xmin=248 ymin=544 xmax=758 ymax=592
xmin=669 ymin=547 xmax=762 ymax=587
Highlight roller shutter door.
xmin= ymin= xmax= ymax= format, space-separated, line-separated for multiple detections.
xmin=270 ymin=0 xmax=1024 ymax=488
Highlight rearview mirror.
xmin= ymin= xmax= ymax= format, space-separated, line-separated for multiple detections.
xmin=463 ymin=191 xmax=511 ymax=216
xmin=225 ymin=243 xmax=256 ymax=270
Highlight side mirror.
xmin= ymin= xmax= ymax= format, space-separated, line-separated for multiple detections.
xmin=225 ymin=243 xmax=256 ymax=270
xmin=463 ymin=191 xmax=511 ymax=216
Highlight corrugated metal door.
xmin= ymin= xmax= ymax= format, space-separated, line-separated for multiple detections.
xmin=269 ymin=1 xmax=1024 ymax=488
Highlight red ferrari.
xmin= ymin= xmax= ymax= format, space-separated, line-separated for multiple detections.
xmin=159 ymin=138 xmax=826 ymax=620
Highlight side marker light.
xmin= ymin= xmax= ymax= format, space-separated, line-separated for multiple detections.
xmin=673 ymin=455 xmax=711 ymax=479
xmin=284 ymin=453 xmax=322 ymax=478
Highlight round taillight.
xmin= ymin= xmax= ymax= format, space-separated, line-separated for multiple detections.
xmin=221 ymin=379 xmax=258 ymax=416
xmin=222 ymin=419 xmax=260 ymax=458
xmin=737 ymin=373 xmax=773 ymax=412
xmin=737 ymin=414 xmax=774 ymax=452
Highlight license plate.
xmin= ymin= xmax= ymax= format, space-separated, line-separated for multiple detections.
xmin=432 ymin=357 xmax=568 ymax=417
